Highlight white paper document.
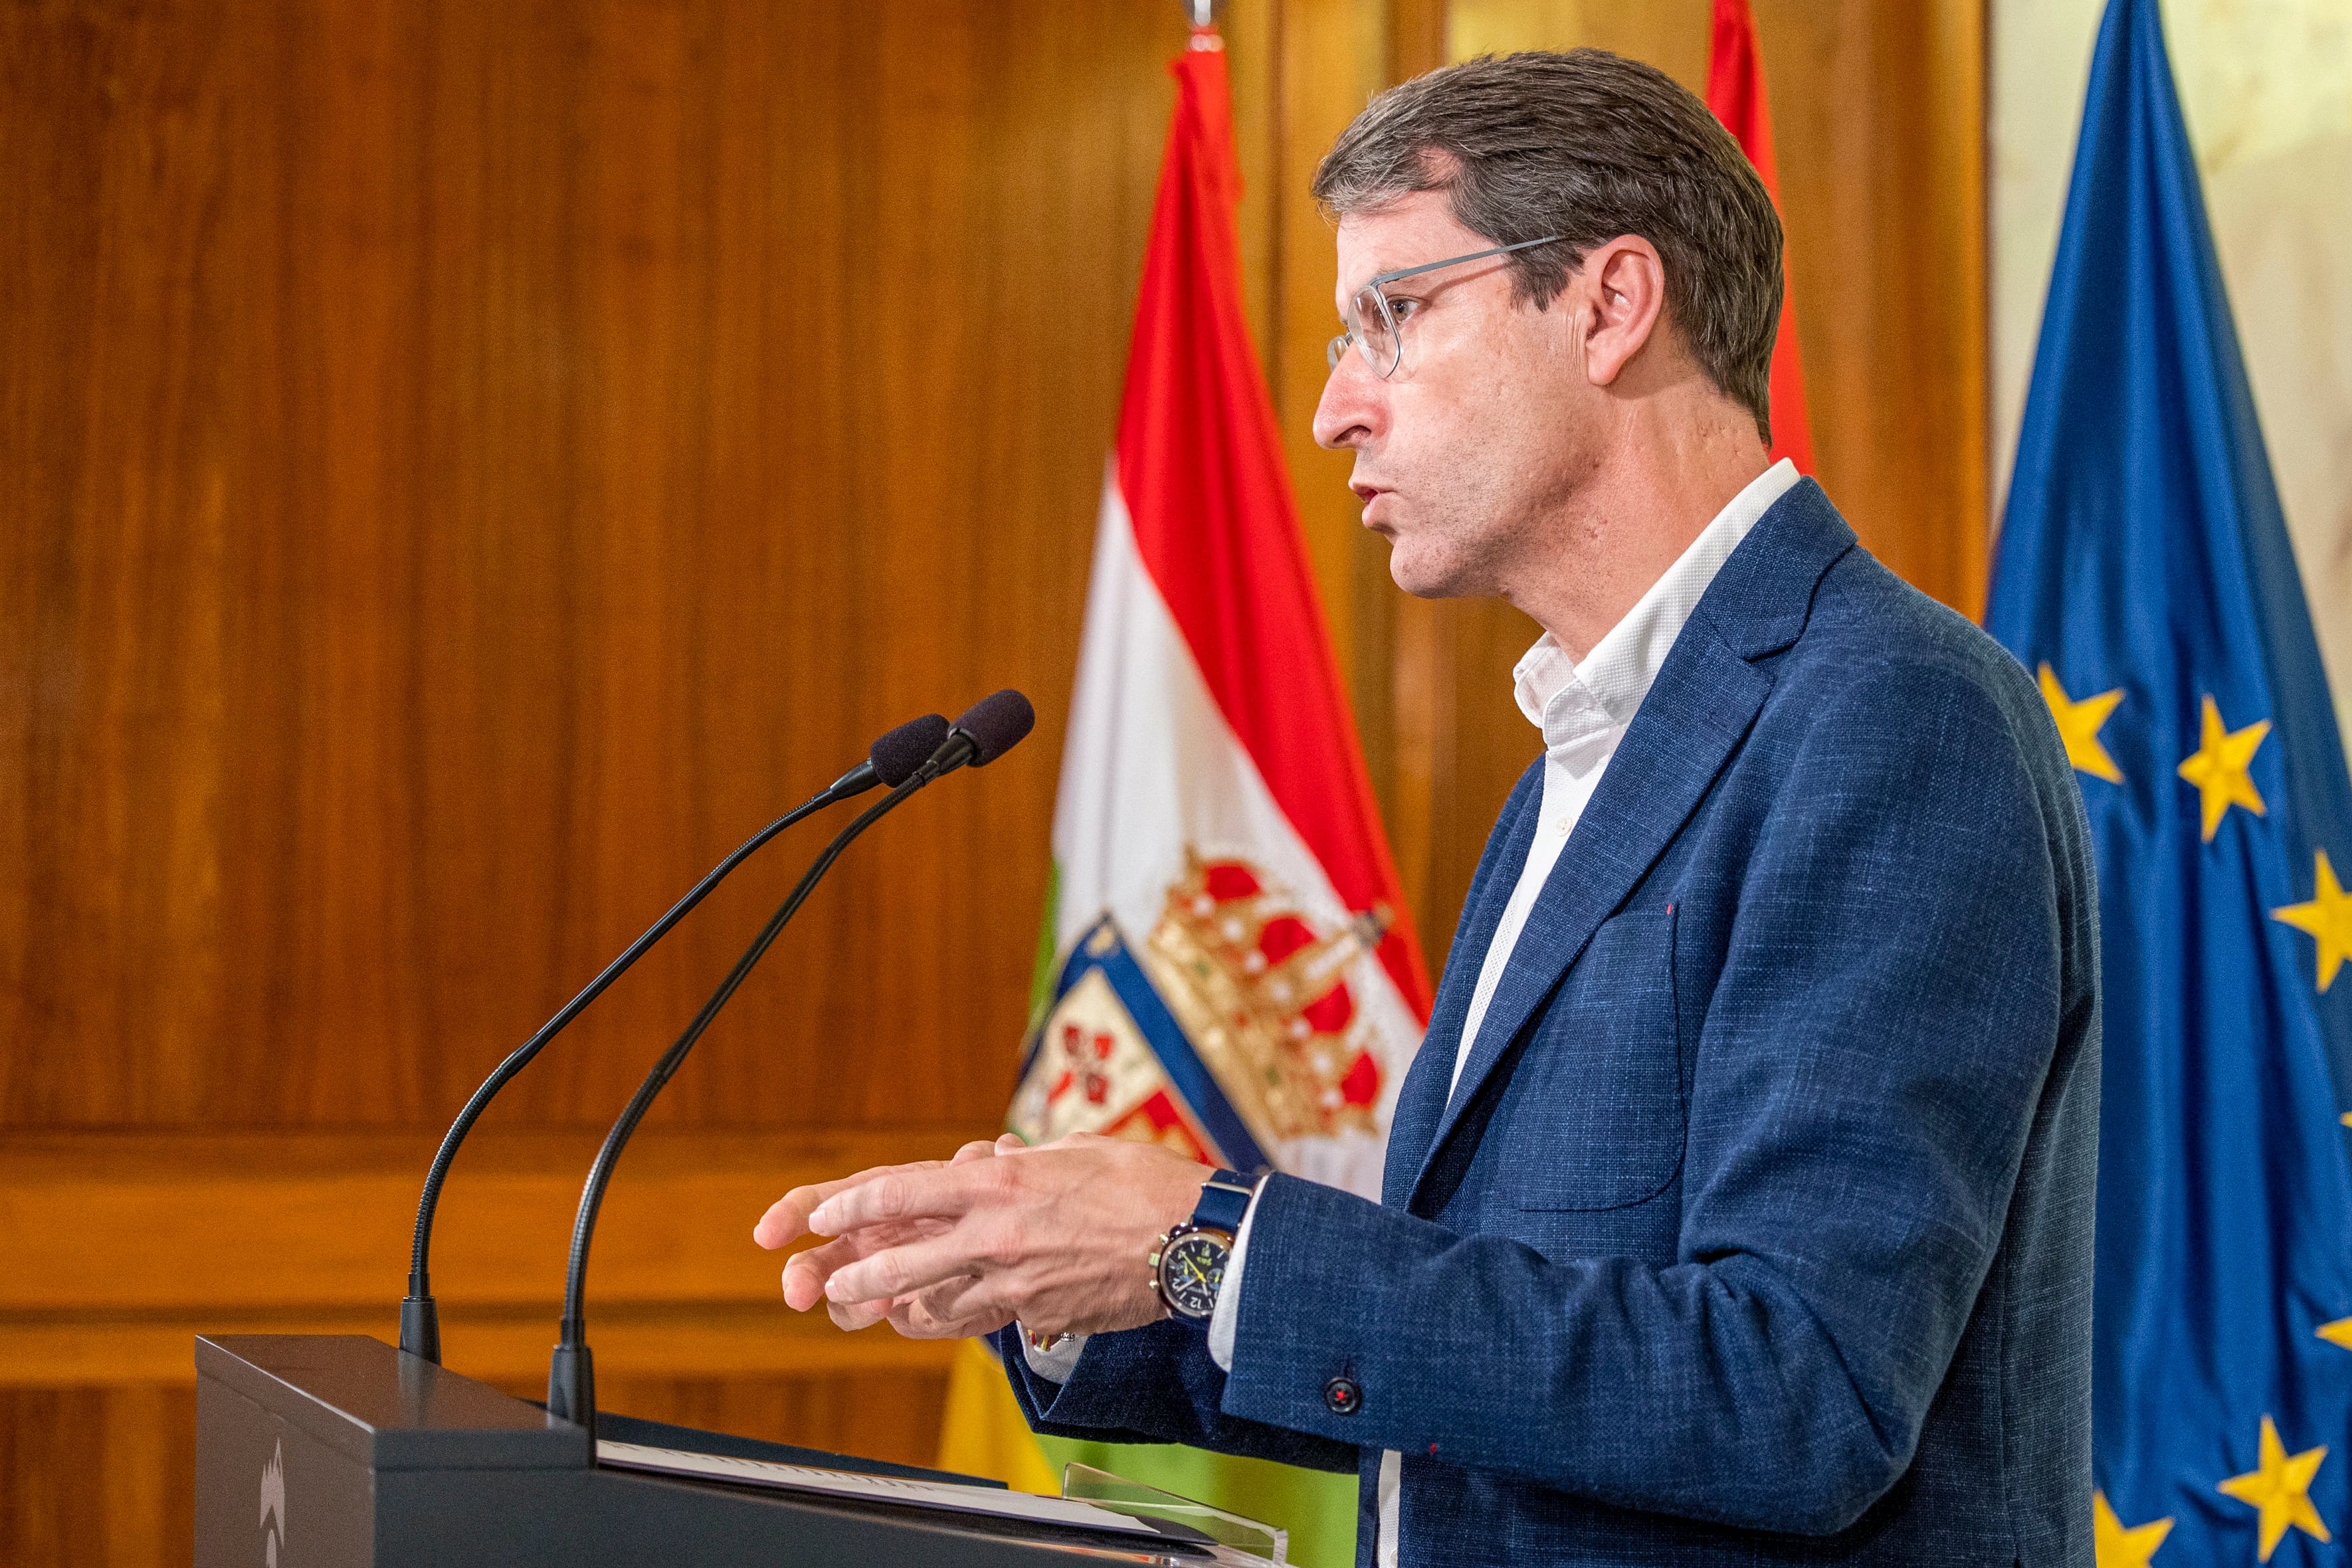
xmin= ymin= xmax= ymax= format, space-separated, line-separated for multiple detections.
xmin=595 ymin=1440 xmax=1173 ymax=1541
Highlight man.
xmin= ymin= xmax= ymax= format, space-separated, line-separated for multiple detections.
xmin=756 ymin=50 xmax=2099 ymax=1567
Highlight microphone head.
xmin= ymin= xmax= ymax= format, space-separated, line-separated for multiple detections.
xmin=870 ymin=714 xmax=951 ymax=787
xmin=953 ymin=689 xmax=1035 ymax=767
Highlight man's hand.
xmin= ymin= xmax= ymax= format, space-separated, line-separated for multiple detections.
xmin=751 ymin=1141 xmax=1001 ymax=1331
xmin=751 ymin=1132 xmax=1215 ymax=1341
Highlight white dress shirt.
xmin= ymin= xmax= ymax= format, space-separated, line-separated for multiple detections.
xmin=1029 ymin=461 xmax=1801 ymax=1565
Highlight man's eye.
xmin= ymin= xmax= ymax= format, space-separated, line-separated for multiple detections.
xmin=1389 ymin=297 xmax=1423 ymax=322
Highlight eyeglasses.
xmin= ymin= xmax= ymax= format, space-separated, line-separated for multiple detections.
xmin=1325 ymin=236 xmax=1563 ymax=380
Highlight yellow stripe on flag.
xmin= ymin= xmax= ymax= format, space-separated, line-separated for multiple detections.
xmin=936 ymin=1337 xmax=1063 ymax=1496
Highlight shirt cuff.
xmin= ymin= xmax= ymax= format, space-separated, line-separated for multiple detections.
xmin=1017 ymin=1326 xmax=1088 ymax=1383
xmin=1206 ymin=1180 xmax=1267 ymax=1373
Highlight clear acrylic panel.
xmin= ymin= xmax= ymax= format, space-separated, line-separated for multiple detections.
xmin=1060 ymin=1462 xmax=1289 ymax=1565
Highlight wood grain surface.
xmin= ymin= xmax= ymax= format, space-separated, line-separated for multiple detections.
xmin=0 ymin=1127 xmax=983 ymax=1383
xmin=0 ymin=4 xmax=1188 ymax=1561
xmin=0 ymin=0 xmax=1180 ymax=1131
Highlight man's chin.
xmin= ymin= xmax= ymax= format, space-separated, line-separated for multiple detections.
xmin=1385 ymin=539 xmax=1476 ymax=600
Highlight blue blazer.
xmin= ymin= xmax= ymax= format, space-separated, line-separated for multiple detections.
xmin=997 ymin=482 xmax=2101 ymax=1566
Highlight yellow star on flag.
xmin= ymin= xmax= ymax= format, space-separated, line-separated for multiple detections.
xmin=2175 ymin=694 xmax=2271 ymax=840
xmin=2040 ymin=663 xmax=2126 ymax=783
xmin=2094 ymin=1490 xmax=2173 ymax=1567
xmin=2318 ymin=1317 xmax=2352 ymax=1351
xmin=2274 ymin=849 xmax=2352 ymax=993
xmin=2217 ymin=1414 xmax=2331 ymax=1561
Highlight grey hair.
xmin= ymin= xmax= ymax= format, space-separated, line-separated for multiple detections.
xmin=1312 ymin=49 xmax=1784 ymax=444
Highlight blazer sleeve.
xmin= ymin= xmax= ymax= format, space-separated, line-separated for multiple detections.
xmin=1213 ymin=656 xmax=2082 ymax=1535
xmin=988 ymin=1322 xmax=1361 ymax=1473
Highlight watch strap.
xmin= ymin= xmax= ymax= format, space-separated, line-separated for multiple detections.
xmin=1191 ymin=1169 xmax=1256 ymax=1235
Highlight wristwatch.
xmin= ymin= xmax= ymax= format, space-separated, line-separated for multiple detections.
xmin=1149 ymin=1169 xmax=1259 ymax=1322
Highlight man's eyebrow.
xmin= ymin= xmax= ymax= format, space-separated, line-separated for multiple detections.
xmin=1335 ymin=262 xmax=1391 ymax=309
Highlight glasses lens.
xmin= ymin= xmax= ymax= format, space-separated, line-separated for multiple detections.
xmin=1327 ymin=333 xmax=1347 ymax=371
xmin=1351 ymin=284 xmax=1399 ymax=378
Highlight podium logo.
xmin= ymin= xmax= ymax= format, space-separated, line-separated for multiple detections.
xmin=259 ymin=1438 xmax=286 ymax=1566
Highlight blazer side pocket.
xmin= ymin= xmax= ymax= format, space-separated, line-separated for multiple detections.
xmin=1505 ymin=905 xmax=1687 ymax=1213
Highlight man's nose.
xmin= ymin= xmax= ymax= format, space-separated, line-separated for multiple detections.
xmin=1312 ymin=355 xmax=1382 ymax=451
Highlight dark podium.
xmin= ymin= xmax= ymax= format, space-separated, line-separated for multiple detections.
xmin=196 ymin=1334 xmax=1246 ymax=1567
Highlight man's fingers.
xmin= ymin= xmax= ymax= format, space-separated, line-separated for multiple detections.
xmin=782 ymin=1234 xmax=866 ymax=1311
xmin=825 ymin=1295 xmax=896 ymax=1333
xmin=753 ymin=1159 xmax=949 ymax=1249
xmin=890 ymin=1280 xmax=1013 ymax=1341
xmin=809 ymin=1159 xmax=1010 ymax=1237
xmin=899 ymin=1270 xmax=989 ymax=1326
xmin=888 ymin=1269 xmax=1010 ymax=1339
xmin=825 ymin=1228 xmax=997 ymax=1306
xmin=781 ymin=1222 xmax=954 ymax=1310
xmin=950 ymin=1139 xmax=1000 ymax=1164
xmin=756 ymin=1159 xmax=951 ymax=1245
xmin=1017 ymin=1129 xmax=1106 ymax=1154
xmin=754 ymin=1170 xmax=883 ymax=1249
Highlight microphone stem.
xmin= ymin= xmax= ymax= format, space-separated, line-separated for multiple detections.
xmin=401 ymin=791 xmax=836 ymax=1361
xmin=548 ymin=770 xmax=939 ymax=1428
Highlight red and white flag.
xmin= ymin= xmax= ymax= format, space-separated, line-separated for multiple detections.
xmin=1010 ymin=37 xmax=1430 ymax=1197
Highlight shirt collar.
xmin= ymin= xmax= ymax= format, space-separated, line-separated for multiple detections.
xmin=1513 ymin=459 xmax=1801 ymax=755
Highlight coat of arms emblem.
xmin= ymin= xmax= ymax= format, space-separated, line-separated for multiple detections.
xmin=1012 ymin=849 xmax=1391 ymax=1168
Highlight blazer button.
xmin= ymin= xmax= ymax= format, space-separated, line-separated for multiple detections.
xmin=1323 ymin=1377 xmax=1362 ymax=1416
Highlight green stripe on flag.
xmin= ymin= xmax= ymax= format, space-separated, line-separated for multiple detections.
xmin=1027 ymin=858 xmax=1062 ymax=1027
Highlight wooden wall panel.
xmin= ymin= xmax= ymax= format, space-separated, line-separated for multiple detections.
xmin=587 ymin=1370 xmax=953 ymax=1475
xmin=0 ymin=1386 xmax=195 ymax=1568
xmin=1758 ymin=0 xmax=1988 ymax=618
xmin=0 ymin=3 xmax=1207 ymax=1563
xmin=0 ymin=1128 xmax=980 ymax=1384
xmin=0 ymin=0 xmax=1191 ymax=1133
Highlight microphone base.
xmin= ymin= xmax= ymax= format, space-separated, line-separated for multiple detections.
xmin=547 ymin=1342 xmax=597 ymax=1433
xmin=398 ymin=1295 xmax=442 ymax=1364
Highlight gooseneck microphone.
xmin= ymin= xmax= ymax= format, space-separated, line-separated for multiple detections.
xmin=923 ymin=687 xmax=1037 ymax=775
xmin=546 ymin=690 xmax=1034 ymax=1430
xmin=398 ymin=712 xmax=951 ymax=1363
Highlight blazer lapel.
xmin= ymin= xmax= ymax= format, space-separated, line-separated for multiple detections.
xmin=1406 ymin=479 xmax=1858 ymax=1207
xmin=1408 ymin=637 xmax=1770 ymax=1203
xmin=1382 ymin=763 xmax=1544 ymax=1209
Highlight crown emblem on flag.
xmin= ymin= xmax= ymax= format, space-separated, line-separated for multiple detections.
xmin=1010 ymin=849 xmax=1397 ymax=1165
xmin=1141 ymin=850 xmax=1391 ymax=1143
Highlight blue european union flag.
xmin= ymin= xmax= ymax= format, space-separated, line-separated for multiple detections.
xmin=1985 ymin=0 xmax=2352 ymax=1560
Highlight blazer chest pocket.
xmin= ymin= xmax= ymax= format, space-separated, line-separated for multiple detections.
xmin=1500 ymin=907 xmax=1686 ymax=1213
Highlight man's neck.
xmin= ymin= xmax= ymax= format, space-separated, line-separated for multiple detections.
xmin=1506 ymin=409 xmax=1772 ymax=662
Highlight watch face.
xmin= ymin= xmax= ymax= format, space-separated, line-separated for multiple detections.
xmin=1157 ymin=1230 xmax=1228 ymax=1319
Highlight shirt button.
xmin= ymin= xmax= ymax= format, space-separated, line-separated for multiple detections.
xmin=1323 ymin=1377 xmax=1362 ymax=1415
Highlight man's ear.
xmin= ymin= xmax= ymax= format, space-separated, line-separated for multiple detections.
xmin=1578 ymin=236 xmax=1667 ymax=388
